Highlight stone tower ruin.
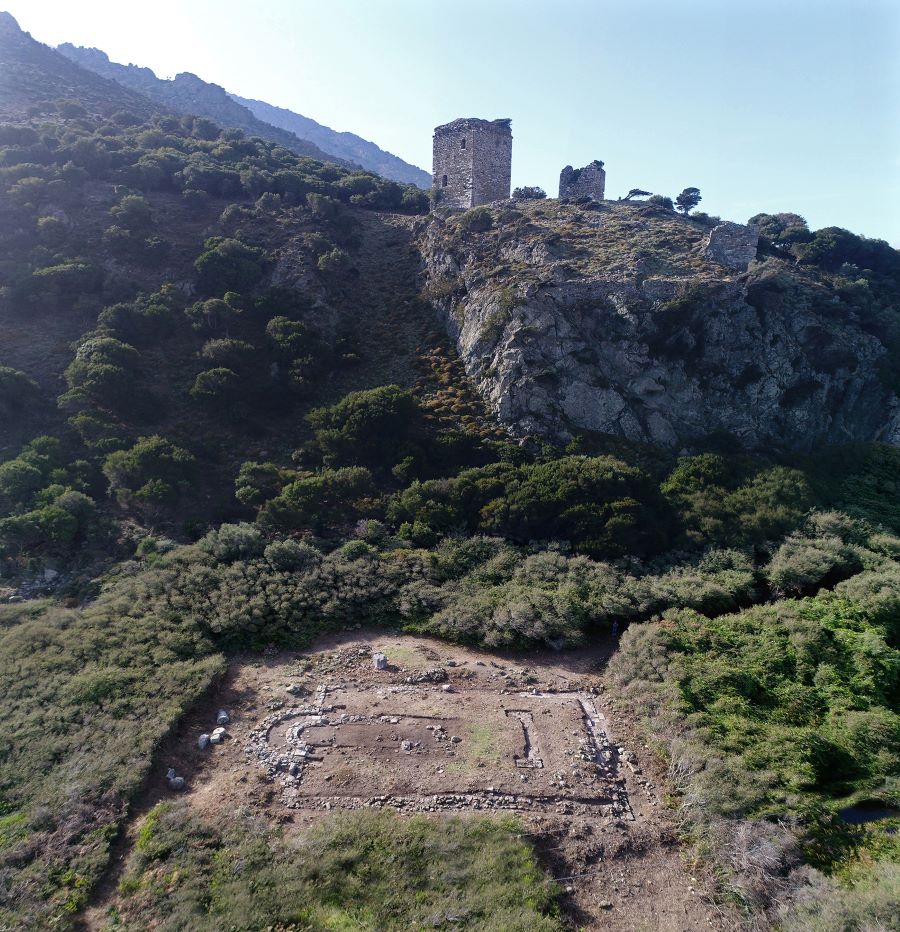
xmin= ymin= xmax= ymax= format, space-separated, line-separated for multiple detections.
xmin=432 ymin=117 xmax=512 ymax=209
xmin=559 ymin=160 xmax=606 ymax=200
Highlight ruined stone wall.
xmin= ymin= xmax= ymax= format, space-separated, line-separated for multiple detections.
xmin=703 ymin=221 xmax=760 ymax=271
xmin=471 ymin=120 xmax=512 ymax=206
xmin=433 ymin=118 xmax=512 ymax=209
xmin=559 ymin=161 xmax=606 ymax=200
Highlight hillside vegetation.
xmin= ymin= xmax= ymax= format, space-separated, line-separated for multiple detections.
xmin=0 ymin=19 xmax=898 ymax=930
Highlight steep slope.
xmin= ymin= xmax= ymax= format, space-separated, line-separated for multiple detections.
xmin=421 ymin=199 xmax=900 ymax=451
xmin=232 ymin=93 xmax=430 ymax=188
xmin=57 ymin=43 xmax=352 ymax=167
xmin=0 ymin=13 xmax=159 ymax=121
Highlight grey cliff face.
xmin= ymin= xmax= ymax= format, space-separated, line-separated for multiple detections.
xmin=421 ymin=205 xmax=900 ymax=451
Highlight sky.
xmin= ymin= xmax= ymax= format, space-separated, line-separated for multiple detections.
xmin=6 ymin=0 xmax=900 ymax=243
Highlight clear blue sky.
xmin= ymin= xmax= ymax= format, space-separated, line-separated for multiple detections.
xmin=7 ymin=0 xmax=900 ymax=242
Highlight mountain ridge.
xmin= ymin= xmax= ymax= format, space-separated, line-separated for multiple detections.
xmin=56 ymin=42 xmax=351 ymax=167
xmin=231 ymin=92 xmax=430 ymax=188
xmin=57 ymin=42 xmax=430 ymax=185
xmin=0 ymin=12 xmax=161 ymax=121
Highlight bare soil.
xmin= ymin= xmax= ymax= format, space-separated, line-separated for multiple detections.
xmin=83 ymin=632 xmax=737 ymax=931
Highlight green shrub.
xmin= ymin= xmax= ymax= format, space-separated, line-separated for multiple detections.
xmin=258 ymin=466 xmax=374 ymax=533
xmin=60 ymin=335 xmax=142 ymax=413
xmin=189 ymin=367 xmax=240 ymax=412
xmin=307 ymin=385 xmax=422 ymax=470
xmin=457 ymin=206 xmax=493 ymax=233
xmin=194 ymin=237 xmax=265 ymax=295
xmin=263 ymin=538 xmax=320 ymax=571
xmin=480 ymin=455 xmax=666 ymax=558
xmin=198 ymin=522 xmax=264 ymax=562
xmin=234 ymin=461 xmax=287 ymax=507
xmin=316 ymin=245 xmax=351 ymax=274
xmin=102 ymin=436 xmax=195 ymax=516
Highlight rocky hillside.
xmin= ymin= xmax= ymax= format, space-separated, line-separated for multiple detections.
xmin=232 ymin=94 xmax=430 ymax=188
xmin=421 ymin=199 xmax=900 ymax=451
xmin=0 ymin=13 xmax=159 ymax=121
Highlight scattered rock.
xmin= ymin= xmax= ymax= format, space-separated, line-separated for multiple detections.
xmin=197 ymin=733 xmax=210 ymax=750
xmin=216 ymin=709 xmax=230 ymax=726
xmin=210 ymin=727 xmax=227 ymax=744
xmin=373 ymin=652 xmax=388 ymax=670
xmin=166 ymin=767 xmax=185 ymax=791
xmin=405 ymin=668 xmax=448 ymax=684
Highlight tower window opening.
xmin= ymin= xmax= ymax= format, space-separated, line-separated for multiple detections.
xmin=460 ymin=138 xmax=466 ymax=149
xmin=442 ymin=174 xmax=448 ymax=187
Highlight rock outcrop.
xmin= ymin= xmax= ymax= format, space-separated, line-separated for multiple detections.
xmin=421 ymin=200 xmax=900 ymax=450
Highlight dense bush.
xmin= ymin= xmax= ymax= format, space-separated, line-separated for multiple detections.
xmin=456 ymin=206 xmax=494 ymax=233
xmin=307 ymin=385 xmax=423 ymax=470
xmin=257 ymin=466 xmax=374 ymax=533
xmin=59 ymin=334 xmax=142 ymax=413
xmin=609 ymin=519 xmax=900 ymax=914
xmin=661 ymin=454 xmax=812 ymax=547
xmin=96 ymin=289 xmax=178 ymax=345
xmin=512 ymin=186 xmax=546 ymax=200
xmin=193 ymin=237 xmax=265 ymax=295
xmin=389 ymin=456 xmax=664 ymax=559
xmin=480 ymin=455 xmax=665 ymax=557
xmin=102 ymin=435 xmax=195 ymax=516
xmin=0 ymin=365 xmax=39 ymax=413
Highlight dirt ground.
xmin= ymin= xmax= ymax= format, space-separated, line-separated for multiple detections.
xmin=83 ymin=632 xmax=736 ymax=931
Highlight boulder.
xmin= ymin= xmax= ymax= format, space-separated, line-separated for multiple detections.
xmin=166 ymin=767 xmax=185 ymax=791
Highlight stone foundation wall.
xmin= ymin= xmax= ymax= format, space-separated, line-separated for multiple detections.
xmin=433 ymin=117 xmax=512 ymax=209
xmin=559 ymin=161 xmax=606 ymax=200
xmin=703 ymin=221 xmax=760 ymax=271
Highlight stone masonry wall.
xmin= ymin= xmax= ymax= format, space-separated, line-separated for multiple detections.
xmin=470 ymin=120 xmax=512 ymax=206
xmin=703 ymin=221 xmax=760 ymax=271
xmin=559 ymin=161 xmax=606 ymax=200
xmin=433 ymin=118 xmax=511 ymax=209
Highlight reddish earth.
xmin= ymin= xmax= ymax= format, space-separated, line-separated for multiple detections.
xmin=83 ymin=632 xmax=735 ymax=931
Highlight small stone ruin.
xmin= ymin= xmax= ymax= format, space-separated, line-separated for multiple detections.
xmin=559 ymin=160 xmax=606 ymax=200
xmin=703 ymin=221 xmax=760 ymax=271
